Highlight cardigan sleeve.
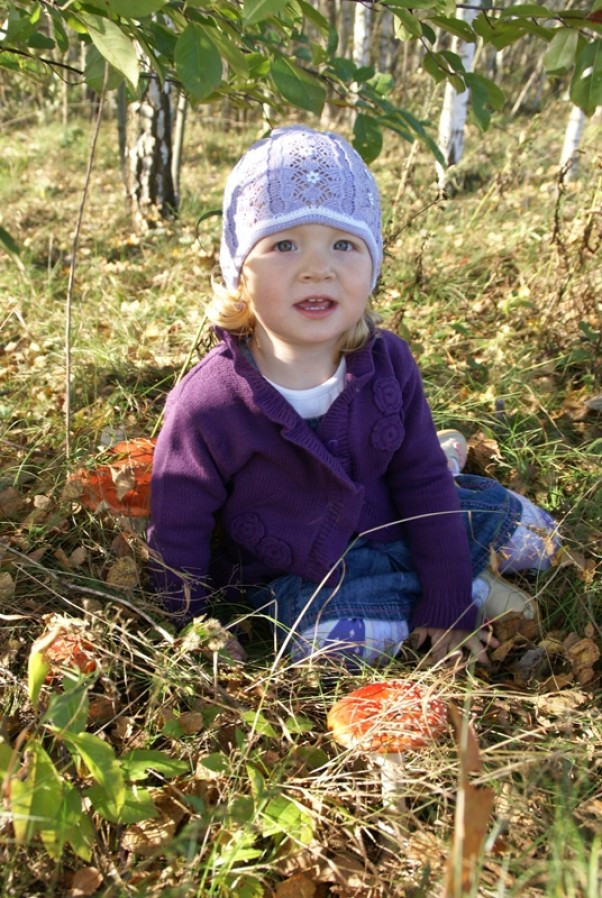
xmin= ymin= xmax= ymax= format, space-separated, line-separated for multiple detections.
xmin=147 ymin=396 xmax=228 ymax=622
xmin=384 ymin=339 xmax=479 ymax=632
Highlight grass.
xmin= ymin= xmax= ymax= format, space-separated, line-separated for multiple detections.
xmin=0 ymin=100 xmax=601 ymax=897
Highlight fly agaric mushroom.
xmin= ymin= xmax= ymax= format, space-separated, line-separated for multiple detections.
xmin=66 ymin=438 xmax=156 ymax=520
xmin=327 ymin=680 xmax=448 ymax=821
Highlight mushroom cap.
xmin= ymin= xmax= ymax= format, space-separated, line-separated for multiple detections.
xmin=327 ymin=680 xmax=448 ymax=752
xmin=67 ymin=438 xmax=156 ymax=517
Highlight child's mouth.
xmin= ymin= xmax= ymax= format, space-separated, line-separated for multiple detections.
xmin=296 ymin=298 xmax=335 ymax=313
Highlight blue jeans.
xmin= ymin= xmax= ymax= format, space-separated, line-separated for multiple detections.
xmin=246 ymin=474 xmax=522 ymax=644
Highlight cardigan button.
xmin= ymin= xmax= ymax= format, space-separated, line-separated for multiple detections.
xmin=327 ymin=439 xmax=338 ymax=451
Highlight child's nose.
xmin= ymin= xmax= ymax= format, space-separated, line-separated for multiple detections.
xmin=300 ymin=246 xmax=333 ymax=279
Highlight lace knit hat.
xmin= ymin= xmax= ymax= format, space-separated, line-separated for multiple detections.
xmin=220 ymin=125 xmax=383 ymax=293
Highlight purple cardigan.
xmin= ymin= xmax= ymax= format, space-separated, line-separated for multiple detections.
xmin=148 ymin=328 xmax=477 ymax=631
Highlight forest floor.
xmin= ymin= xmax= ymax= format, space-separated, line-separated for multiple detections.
xmin=0 ymin=102 xmax=601 ymax=898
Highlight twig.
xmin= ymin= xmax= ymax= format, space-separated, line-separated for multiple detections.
xmin=64 ymin=69 xmax=108 ymax=460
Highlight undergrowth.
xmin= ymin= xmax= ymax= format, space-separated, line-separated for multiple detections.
xmin=0 ymin=103 xmax=601 ymax=897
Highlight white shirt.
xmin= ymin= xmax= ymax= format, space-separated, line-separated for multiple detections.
xmin=265 ymin=357 xmax=347 ymax=419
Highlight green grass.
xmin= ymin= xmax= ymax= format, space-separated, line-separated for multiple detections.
xmin=0 ymin=103 xmax=601 ymax=897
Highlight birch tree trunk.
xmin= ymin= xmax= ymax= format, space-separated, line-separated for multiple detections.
xmin=379 ymin=8 xmax=397 ymax=74
xmin=352 ymin=2 xmax=372 ymax=69
xmin=436 ymin=0 xmax=482 ymax=194
xmin=171 ymin=91 xmax=188 ymax=208
xmin=126 ymin=74 xmax=177 ymax=229
xmin=559 ymin=103 xmax=586 ymax=181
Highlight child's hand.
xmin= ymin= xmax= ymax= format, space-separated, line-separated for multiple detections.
xmin=412 ymin=626 xmax=498 ymax=667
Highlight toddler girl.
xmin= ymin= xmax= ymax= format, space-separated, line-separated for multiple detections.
xmin=148 ymin=126 xmax=559 ymax=666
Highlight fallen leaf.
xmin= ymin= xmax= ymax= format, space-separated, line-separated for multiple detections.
xmin=467 ymin=432 xmax=502 ymax=476
xmin=121 ymin=791 xmax=185 ymax=857
xmin=68 ymin=866 xmax=103 ymax=897
xmin=177 ymin=711 xmax=205 ymax=735
xmin=88 ymin=695 xmax=120 ymax=725
xmin=274 ymin=873 xmax=317 ymax=898
xmin=31 ymin=615 xmax=99 ymax=680
xmin=539 ymin=673 xmax=574 ymax=691
xmin=0 ymin=571 xmax=16 ymax=604
xmin=0 ymin=486 xmax=25 ymax=518
xmin=443 ymin=780 xmax=495 ymax=898
xmin=490 ymin=638 xmax=515 ymax=663
xmin=565 ymin=638 xmax=600 ymax=677
xmin=534 ymin=690 xmax=588 ymax=718
xmin=23 ymin=494 xmax=52 ymax=526
xmin=69 ymin=546 xmax=88 ymax=567
xmin=105 ymin=556 xmax=139 ymax=589
xmin=67 ymin=438 xmax=155 ymax=518
xmin=45 ymin=633 xmax=98 ymax=676
xmin=552 ymin=546 xmax=595 ymax=582
xmin=493 ymin=613 xmax=540 ymax=643
xmin=444 ymin=703 xmax=495 ymax=897
xmin=447 ymin=703 xmax=483 ymax=774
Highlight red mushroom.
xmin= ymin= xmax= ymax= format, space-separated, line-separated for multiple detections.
xmin=66 ymin=438 xmax=156 ymax=520
xmin=327 ymin=680 xmax=448 ymax=822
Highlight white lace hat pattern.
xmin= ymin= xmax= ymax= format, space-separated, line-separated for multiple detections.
xmin=219 ymin=125 xmax=383 ymax=292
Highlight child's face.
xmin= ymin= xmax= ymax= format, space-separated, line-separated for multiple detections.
xmin=241 ymin=223 xmax=372 ymax=355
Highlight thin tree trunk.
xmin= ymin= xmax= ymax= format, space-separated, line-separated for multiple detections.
xmin=171 ymin=91 xmax=187 ymax=207
xmin=352 ymin=2 xmax=372 ymax=68
xmin=436 ymin=0 xmax=482 ymax=193
xmin=126 ymin=74 xmax=177 ymax=229
xmin=559 ymin=103 xmax=586 ymax=181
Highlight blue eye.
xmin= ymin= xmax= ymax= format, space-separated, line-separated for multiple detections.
xmin=275 ymin=239 xmax=295 ymax=252
xmin=334 ymin=239 xmax=353 ymax=251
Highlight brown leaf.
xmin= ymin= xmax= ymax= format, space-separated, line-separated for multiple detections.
xmin=0 ymin=486 xmax=26 ymax=518
xmin=177 ymin=711 xmax=205 ymax=735
xmin=539 ymin=673 xmax=575 ymax=692
xmin=565 ymin=637 xmax=600 ymax=672
xmin=105 ymin=556 xmax=139 ymax=589
xmin=69 ymin=546 xmax=88 ymax=567
xmin=0 ymin=571 xmax=16 ymax=604
xmin=32 ymin=615 xmax=99 ymax=679
xmin=274 ymin=873 xmax=317 ymax=898
xmin=467 ymin=432 xmax=501 ymax=477
xmin=442 ymin=780 xmax=495 ymax=898
xmin=88 ymin=695 xmax=120 ymax=725
xmin=443 ymin=703 xmax=495 ymax=897
xmin=447 ymin=703 xmax=483 ymax=774
xmin=121 ymin=791 xmax=185 ymax=857
xmin=68 ymin=866 xmax=103 ymax=897
xmin=493 ymin=613 xmax=540 ymax=643
xmin=552 ymin=547 xmax=595 ymax=583
xmin=490 ymin=638 xmax=515 ymax=663
xmin=534 ymin=689 xmax=588 ymax=718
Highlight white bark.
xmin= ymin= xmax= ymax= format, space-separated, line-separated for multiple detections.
xmin=559 ymin=104 xmax=586 ymax=181
xmin=436 ymin=0 xmax=482 ymax=192
xmin=171 ymin=91 xmax=188 ymax=206
xmin=352 ymin=2 xmax=372 ymax=68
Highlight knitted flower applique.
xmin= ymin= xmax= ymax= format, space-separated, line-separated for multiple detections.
xmin=373 ymin=377 xmax=403 ymax=414
xmin=371 ymin=416 xmax=404 ymax=452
